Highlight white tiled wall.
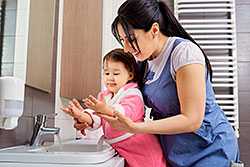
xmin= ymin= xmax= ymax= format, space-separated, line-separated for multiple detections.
xmin=1 ymin=0 xmax=30 ymax=81
xmin=13 ymin=0 xmax=30 ymax=80
xmin=55 ymin=0 xmax=76 ymax=141
xmin=102 ymin=0 xmax=125 ymax=56
xmin=1 ymin=0 xmax=17 ymax=76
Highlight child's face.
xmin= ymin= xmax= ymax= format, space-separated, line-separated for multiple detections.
xmin=103 ymin=60 xmax=133 ymax=94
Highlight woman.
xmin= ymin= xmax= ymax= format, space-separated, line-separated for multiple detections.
xmin=75 ymin=0 xmax=241 ymax=166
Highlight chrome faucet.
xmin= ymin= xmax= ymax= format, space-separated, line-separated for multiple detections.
xmin=30 ymin=114 xmax=60 ymax=147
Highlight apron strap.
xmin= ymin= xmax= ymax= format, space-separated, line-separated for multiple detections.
xmin=97 ymin=133 xmax=134 ymax=150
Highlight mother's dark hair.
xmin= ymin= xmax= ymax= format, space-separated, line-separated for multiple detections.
xmin=112 ymin=0 xmax=212 ymax=80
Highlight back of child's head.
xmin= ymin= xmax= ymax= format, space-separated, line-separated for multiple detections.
xmin=103 ymin=48 xmax=139 ymax=84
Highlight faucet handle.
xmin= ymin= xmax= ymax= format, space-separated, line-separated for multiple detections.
xmin=35 ymin=114 xmax=46 ymax=125
xmin=35 ymin=113 xmax=58 ymax=123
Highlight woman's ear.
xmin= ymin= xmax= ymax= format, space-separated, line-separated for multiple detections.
xmin=151 ymin=22 xmax=160 ymax=38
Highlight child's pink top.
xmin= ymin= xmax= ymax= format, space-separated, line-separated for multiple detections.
xmin=87 ymin=82 xmax=167 ymax=167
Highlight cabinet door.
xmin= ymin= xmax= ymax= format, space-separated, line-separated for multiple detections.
xmin=26 ymin=0 xmax=56 ymax=92
xmin=60 ymin=0 xmax=102 ymax=99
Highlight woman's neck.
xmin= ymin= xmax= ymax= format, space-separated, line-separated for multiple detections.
xmin=149 ymin=35 xmax=168 ymax=60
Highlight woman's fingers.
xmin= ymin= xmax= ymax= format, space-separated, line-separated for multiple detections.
xmin=96 ymin=113 xmax=117 ymax=120
xmin=109 ymin=111 xmax=135 ymax=132
xmin=109 ymin=111 xmax=130 ymax=124
xmin=114 ymin=111 xmax=127 ymax=121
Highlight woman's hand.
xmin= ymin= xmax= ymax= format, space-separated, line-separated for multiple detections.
xmin=97 ymin=111 xmax=138 ymax=133
xmin=84 ymin=95 xmax=114 ymax=116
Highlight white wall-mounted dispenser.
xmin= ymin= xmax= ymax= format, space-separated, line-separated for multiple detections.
xmin=0 ymin=76 xmax=25 ymax=130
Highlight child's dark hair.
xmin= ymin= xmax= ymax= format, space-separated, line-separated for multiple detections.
xmin=103 ymin=48 xmax=139 ymax=83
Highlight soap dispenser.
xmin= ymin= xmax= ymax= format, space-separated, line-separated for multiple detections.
xmin=0 ymin=76 xmax=25 ymax=130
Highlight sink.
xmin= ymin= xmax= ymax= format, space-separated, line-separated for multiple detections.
xmin=29 ymin=143 xmax=111 ymax=153
xmin=0 ymin=139 xmax=124 ymax=167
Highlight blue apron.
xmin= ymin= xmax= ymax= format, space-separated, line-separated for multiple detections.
xmin=140 ymin=38 xmax=240 ymax=167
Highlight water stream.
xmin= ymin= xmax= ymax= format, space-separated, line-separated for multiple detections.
xmin=55 ymin=134 xmax=63 ymax=150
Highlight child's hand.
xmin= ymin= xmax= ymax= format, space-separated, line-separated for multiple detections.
xmin=61 ymin=98 xmax=83 ymax=117
xmin=84 ymin=95 xmax=114 ymax=116
xmin=61 ymin=99 xmax=92 ymax=124
xmin=74 ymin=118 xmax=89 ymax=136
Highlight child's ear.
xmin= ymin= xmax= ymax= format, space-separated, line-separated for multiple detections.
xmin=128 ymin=73 xmax=134 ymax=80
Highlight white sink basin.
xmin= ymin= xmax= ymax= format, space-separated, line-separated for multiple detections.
xmin=0 ymin=139 xmax=124 ymax=167
xmin=30 ymin=143 xmax=110 ymax=152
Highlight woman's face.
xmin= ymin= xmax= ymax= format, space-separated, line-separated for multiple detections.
xmin=117 ymin=24 xmax=158 ymax=61
xmin=103 ymin=60 xmax=133 ymax=94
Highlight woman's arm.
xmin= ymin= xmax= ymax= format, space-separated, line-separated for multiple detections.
xmin=101 ymin=63 xmax=206 ymax=135
xmin=85 ymin=92 xmax=144 ymax=122
xmin=136 ymin=63 xmax=206 ymax=134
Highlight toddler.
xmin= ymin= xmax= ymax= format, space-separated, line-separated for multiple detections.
xmin=62 ymin=48 xmax=167 ymax=167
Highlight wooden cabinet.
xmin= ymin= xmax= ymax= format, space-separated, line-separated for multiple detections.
xmin=60 ymin=0 xmax=102 ymax=99
xmin=26 ymin=0 xmax=56 ymax=92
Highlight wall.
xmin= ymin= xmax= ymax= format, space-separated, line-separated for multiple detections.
xmin=0 ymin=0 xmax=58 ymax=148
xmin=13 ymin=0 xmax=29 ymax=80
xmin=0 ymin=0 xmax=28 ymax=148
xmin=60 ymin=0 xmax=102 ymax=99
xmin=236 ymin=0 xmax=250 ymax=165
xmin=102 ymin=0 xmax=125 ymax=56
xmin=0 ymin=0 xmax=16 ymax=76
xmin=26 ymin=0 xmax=56 ymax=92
xmin=55 ymin=0 xmax=126 ymax=140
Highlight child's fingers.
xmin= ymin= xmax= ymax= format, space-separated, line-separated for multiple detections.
xmin=84 ymin=98 xmax=95 ymax=107
xmin=60 ymin=107 xmax=68 ymax=112
xmin=61 ymin=107 xmax=71 ymax=113
xmin=74 ymin=121 xmax=89 ymax=130
xmin=83 ymin=122 xmax=89 ymax=128
xmin=61 ymin=107 xmax=75 ymax=117
xmin=87 ymin=95 xmax=98 ymax=104
xmin=68 ymin=101 xmax=75 ymax=108
xmin=72 ymin=98 xmax=83 ymax=110
xmin=69 ymin=101 xmax=79 ymax=111
xmin=81 ymin=129 xmax=86 ymax=136
xmin=80 ymin=124 xmax=89 ymax=136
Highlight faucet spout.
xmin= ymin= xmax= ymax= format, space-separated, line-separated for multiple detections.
xmin=40 ymin=127 xmax=60 ymax=135
xmin=30 ymin=114 xmax=60 ymax=147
